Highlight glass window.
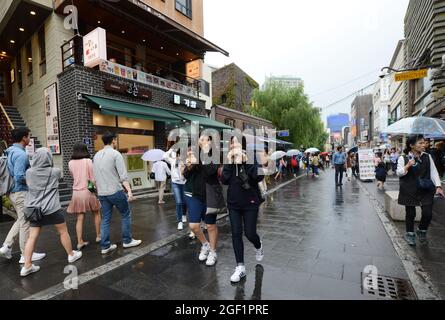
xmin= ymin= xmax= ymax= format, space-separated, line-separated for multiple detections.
xmin=118 ymin=134 xmax=154 ymax=154
xmin=176 ymin=0 xmax=192 ymax=18
xmin=38 ymin=26 xmax=46 ymax=77
xmin=118 ymin=117 xmax=154 ymax=130
xmin=92 ymin=109 xmax=116 ymax=127
xmin=26 ymin=42 xmax=33 ymax=86
xmin=224 ymin=118 xmax=235 ymax=127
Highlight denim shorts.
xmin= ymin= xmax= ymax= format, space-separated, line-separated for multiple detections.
xmin=185 ymin=195 xmax=217 ymax=225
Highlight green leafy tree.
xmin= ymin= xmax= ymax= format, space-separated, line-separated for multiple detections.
xmin=246 ymin=84 xmax=327 ymax=150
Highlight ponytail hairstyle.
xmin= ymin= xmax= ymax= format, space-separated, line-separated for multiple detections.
xmin=404 ymin=134 xmax=424 ymax=155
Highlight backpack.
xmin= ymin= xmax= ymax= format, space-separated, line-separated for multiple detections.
xmin=0 ymin=156 xmax=13 ymax=196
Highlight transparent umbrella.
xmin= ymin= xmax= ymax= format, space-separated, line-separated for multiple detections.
xmin=270 ymin=151 xmax=286 ymax=161
xmin=384 ymin=117 xmax=445 ymax=136
xmin=142 ymin=149 xmax=165 ymax=162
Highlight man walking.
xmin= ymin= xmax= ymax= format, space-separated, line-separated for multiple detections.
xmin=333 ymin=146 xmax=347 ymax=187
xmin=0 ymin=128 xmax=46 ymax=263
xmin=93 ymin=132 xmax=141 ymax=254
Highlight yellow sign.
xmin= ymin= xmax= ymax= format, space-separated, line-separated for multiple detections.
xmin=395 ymin=69 xmax=428 ymax=82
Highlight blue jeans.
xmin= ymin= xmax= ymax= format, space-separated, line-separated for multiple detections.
xmin=171 ymin=183 xmax=187 ymax=222
xmin=98 ymin=191 xmax=132 ymax=250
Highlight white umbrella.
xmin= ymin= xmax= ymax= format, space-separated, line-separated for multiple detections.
xmin=142 ymin=149 xmax=165 ymax=162
xmin=286 ymin=149 xmax=301 ymax=157
xmin=305 ymin=148 xmax=320 ymax=154
xmin=270 ymin=151 xmax=286 ymax=161
xmin=384 ymin=117 xmax=445 ymax=135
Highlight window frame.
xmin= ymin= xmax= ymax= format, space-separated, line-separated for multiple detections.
xmin=175 ymin=0 xmax=192 ymax=19
xmin=26 ymin=41 xmax=33 ymax=86
xmin=16 ymin=51 xmax=23 ymax=94
xmin=38 ymin=26 xmax=47 ymax=77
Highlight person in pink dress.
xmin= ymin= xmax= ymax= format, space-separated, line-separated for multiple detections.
xmin=67 ymin=142 xmax=101 ymax=250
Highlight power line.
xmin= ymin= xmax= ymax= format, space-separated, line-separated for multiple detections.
xmin=321 ymin=81 xmax=377 ymax=111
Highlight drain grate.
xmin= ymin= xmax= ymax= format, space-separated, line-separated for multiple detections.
xmin=361 ymin=273 xmax=418 ymax=300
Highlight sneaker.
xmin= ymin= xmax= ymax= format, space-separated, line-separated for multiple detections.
xmin=19 ymin=252 xmax=47 ymax=264
xmin=404 ymin=232 xmax=416 ymax=247
xmin=230 ymin=266 xmax=246 ymax=283
xmin=68 ymin=250 xmax=83 ymax=263
xmin=206 ymin=251 xmax=217 ymax=266
xmin=199 ymin=243 xmax=210 ymax=261
xmin=416 ymin=229 xmax=428 ymax=244
xmin=255 ymin=242 xmax=264 ymax=262
xmin=20 ymin=264 xmax=40 ymax=277
xmin=123 ymin=239 xmax=142 ymax=249
xmin=188 ymin=231 xmax=196 ymax=240
xmin=101 ymin=244 xmax=118 ymax=255
xmin=178 ymin=222 xmax=184 ymax=231
xmin=182 ymin=216 xmax=187 ymax=223
xmin=96 ymin=237 xmax=101 ymax=244
xmin=0 ymin=245 xmax=12 ymax=260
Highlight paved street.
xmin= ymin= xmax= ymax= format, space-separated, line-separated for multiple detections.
xmin=0 ymin=169 xmax=412 ymax=300
xmin=360 ymin=174 xmax=445 ymax=298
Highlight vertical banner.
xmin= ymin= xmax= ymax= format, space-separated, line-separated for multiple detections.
xmin=44 ymin=83 xmax=61 ymax=154
xmin=358 ymin=149 xmax=376 ymax=181
xmin=380 ymin=76 xmax=391 ymax=102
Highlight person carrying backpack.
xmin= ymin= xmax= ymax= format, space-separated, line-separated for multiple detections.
xmin=291 ymin=155 xmax=299 ymax=177
xmin=0 ymin=127 xmax=46 ymax=264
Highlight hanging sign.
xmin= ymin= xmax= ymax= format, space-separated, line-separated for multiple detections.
xmin=83 ymin=27 xmax=107 ymax=68
xmin=395 ymin=69 xmax=428 ymax=82
xmin=44 ymin=83 xmax=61 ymax=154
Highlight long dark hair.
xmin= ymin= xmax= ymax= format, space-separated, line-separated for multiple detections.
xmin=71 ymin=142 xmax=91 ymax=160
xmin=404 ymin=134 xmax=424 ymax=155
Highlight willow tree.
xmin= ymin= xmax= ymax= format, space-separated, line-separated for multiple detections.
xmin=247 ymin=84 xmax=328 ymax=150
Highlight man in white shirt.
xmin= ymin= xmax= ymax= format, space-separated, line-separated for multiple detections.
xmin=152 ymin=160 xmax=171 ymax=204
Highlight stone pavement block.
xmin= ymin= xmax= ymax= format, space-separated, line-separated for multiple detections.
xmin=297 ymin=274 xmax=366 ymax=300
xmin=371 ymin=256 xmax=409 ymax=279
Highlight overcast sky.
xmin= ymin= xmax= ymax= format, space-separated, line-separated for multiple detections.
xmin=203 ymin=0 xmax=409 ymax=124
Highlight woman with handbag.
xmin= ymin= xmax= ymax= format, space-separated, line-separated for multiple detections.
xmin=397 ymin=135 xmax=444 ymax=246
xmin=67 ymin=142 xmax=101 ymax=250
xmin=21 ymin=148 xmax=82 ymax=277
xmin=183 ymin=136 xmax=220 ymax=266
xmin=221 ymin=137 xmax=265 ymax=283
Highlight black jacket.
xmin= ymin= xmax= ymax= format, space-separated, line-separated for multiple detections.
xmin=183 ymin=164 xmax=219 ymax=202
xmin=221 ymin=163 xmax=264 ymax=210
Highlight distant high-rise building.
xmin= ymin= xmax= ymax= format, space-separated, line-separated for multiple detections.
xmin=327 ymin=113 xmax=350 ymax=144
xmin=262 ymin=75 xmax=303 ymax=90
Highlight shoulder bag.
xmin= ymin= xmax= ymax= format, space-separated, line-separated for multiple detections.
xmin=86 ymin=159 xmax=97 ymax=194
xmin=416 ymin=155 xmax=436 ymax=193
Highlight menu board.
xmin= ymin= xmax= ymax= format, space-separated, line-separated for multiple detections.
xmin=358 ymin=149 xmax=376 ymax=181
xmin=44 ymin=83 xmax=61 ymax=154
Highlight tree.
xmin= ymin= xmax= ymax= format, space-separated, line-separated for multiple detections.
xmin=246 ymin=84 xmax=328 ymax=150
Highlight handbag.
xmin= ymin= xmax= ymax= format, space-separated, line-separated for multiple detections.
xmin=206 ymin=181 xmax=226 ymax=214
xmin=24 ymin=169 xmax=52 ymax=223
xmin=415 ymin=156 xmax=436 ymax=193
xmin=85 ymin=159 xmax=97 ymax=194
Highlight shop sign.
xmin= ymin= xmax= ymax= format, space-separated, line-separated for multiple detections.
xmin=44 ymin=83 xmax=61 ymax=155
xmin=186 ymin=59 xmax=202 ymax=80
xmin=358 ymin=149 xmax=376 ymax=181
xmin=395 ymin=69 xmax=428 ymax=82
xmin=83 ymin=137 xmax=92 ymax=147
xmin=173 ymin=94 xmax=197 ymax=109
xmin=83 ymin=27 xmax=107 ymax=68
xmin=380 ymin=77 xmax=390 ymax=102
xmin=104 ymin=80 xmax=152 ymax=100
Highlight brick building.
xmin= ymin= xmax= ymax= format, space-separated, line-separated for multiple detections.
xmin=351 ymin=95 xmax=372 ymax=145
xmin=0 ymin=0 xmax=228 ymax=196
xmin=212 ymin=63 xmax=259 ymax=112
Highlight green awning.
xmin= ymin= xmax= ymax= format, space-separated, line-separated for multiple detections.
xmin=171 ymin=112 xmax=233 ymax=130
xmin=85 ymin=95 xmax=182 ymax=123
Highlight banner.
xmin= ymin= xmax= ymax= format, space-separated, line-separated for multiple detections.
xmin=44 ymin=83 xmax=61 ymax=154
xmin=358 ymin=149 xmax=376 ymax=181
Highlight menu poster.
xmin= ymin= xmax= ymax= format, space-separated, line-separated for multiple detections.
xmin=44 ymin=83 xmax=61 ymax=155
xmin=358 ymin=149 xmax=376 ymax=181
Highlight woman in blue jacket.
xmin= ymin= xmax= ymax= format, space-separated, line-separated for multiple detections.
xmin=221 ymin=137 xmax=265 ymax=283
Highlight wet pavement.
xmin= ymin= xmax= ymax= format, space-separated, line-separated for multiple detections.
xmin=360 ymin=174 xmax=445 ymax=298
xmin=45 ymin=169 xmax=410 ymax=300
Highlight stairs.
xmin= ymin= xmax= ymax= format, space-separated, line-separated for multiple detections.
xmin=2 ymin=106 xmax=43 ymax=149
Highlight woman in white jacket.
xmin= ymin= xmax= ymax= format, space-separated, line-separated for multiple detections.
xmin=164 ymin=146 xmax=188 ymax=230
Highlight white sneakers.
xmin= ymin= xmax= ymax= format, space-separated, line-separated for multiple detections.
xmin=182 ymin=216 xmax=187 ymax=223
xmin=188 ymin=231 xmax=196 ymax=240
xmin=178 ymin=222 xmax=184 ymax=231
xmin=255 ymin=242 xmax=264 ymax=262
xmin=230 ymin=266 xmax=247 ymax=283
xmin=101 ymin=244 xmax=118 ymax=255
xmin=198 ymin=243 xmax=211 ymax=261
xmin=19 ymin=252 xmax=47 ymax=264
xmin=68 ymin=250 xmax=83 ymax=263
xmin=0 ymin=245 xmax=12 ymax=259
xmin=20 ymin=265 xmax=41 ymax=277
xmin=123 ymin=239 xmax=142 ymax=249
xmin=206 ymin=251 xmax=217 ymax=266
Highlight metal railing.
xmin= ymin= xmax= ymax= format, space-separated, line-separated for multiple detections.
xmin=61 ymin=35 xmax=84 ymax=71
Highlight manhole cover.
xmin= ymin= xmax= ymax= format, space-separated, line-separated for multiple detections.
xmin=361 ymin=273 xmax=418 ymax=300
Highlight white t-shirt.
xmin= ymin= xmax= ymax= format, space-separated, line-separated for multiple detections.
xmin=152 ymin=161 xmax=171 ymax=182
